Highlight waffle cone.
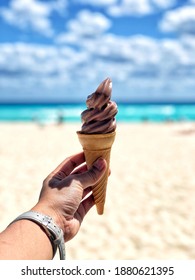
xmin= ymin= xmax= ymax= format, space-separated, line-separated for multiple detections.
xmin=77 ymin=131 xmax=116 ymax=214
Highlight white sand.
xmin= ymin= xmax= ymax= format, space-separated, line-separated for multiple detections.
xmin=0 ymin=122 xmax=195 ymax=259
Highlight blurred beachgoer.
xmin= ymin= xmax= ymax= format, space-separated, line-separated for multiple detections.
xmin=57 ymin=110 xmax=64 ymax=125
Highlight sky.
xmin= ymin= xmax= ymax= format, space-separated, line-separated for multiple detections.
xmin=0 ymin=0 xmax=195 ymax=103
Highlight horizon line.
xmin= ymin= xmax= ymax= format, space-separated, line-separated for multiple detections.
xmin=1 ymin=99 xmax=195 ymax=105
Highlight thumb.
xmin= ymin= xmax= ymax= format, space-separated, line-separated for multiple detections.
xmin=75 ymin=157 xmax=107 ymax=189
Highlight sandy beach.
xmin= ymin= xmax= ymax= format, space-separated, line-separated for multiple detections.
xmin=0 ymin=122 xmax=195 ymax=259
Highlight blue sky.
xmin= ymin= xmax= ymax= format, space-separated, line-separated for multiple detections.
xmin=0 ymin=0 xmax=195 ymax=103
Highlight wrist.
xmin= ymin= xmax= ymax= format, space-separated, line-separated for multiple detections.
xmin=10 ymin=210 xmax=66 ymax=260
xmin=1 ymin=218 xmax=53 ymax=259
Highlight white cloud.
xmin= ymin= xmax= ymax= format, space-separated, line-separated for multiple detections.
xmin=56 ymin=9 xmax=112 ymax=43
xmin=75 ymin=0 xmax=176 ymax=15
xmin=161 ymin=40 xmax=190 ymax=66
xmin=107 ymin=0 xmax=176 ymax=16
xmin=0 ymin=0 xmax=68 ymax=37
xmin=67 ymin=10 xmax=112 ymax=37
xmin=75 ymin=0 xmax=117 ymax=6
xmin=108 ymin=0 xmax=151 ymax=16
xmin=51 ymin=0 xmax=68 ymax=15
xmin=0 ymin=42 xmax=91 ymax=100
xmin=160 ymin=6 xmax=195 ymax=35
xmin=0 ymin=43 xmax=89 ymax=77
xmin=1 ymin=32 xmax=195 ymax=101
xmin=153 ymin=0 xmax=176 ymax=9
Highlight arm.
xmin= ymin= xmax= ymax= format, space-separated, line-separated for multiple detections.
xmin=0 ymin=152 xmax=106 ymax=260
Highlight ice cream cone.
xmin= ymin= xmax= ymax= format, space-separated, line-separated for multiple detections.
xmin=77 ymin=131 xmax=116 ymax=215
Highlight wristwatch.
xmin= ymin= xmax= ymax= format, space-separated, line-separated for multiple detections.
xmin=10 ymin=211 xmax=65 ymax=260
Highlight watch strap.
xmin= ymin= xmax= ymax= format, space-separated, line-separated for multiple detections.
xmin=10 ymin=211 xmax=65 ymax=260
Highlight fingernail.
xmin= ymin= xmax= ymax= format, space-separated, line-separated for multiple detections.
xmin=94 ymin=158 xmax=105 ymax=171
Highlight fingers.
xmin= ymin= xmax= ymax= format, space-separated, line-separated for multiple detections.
xmin=47 ymin=153 xmax=107 ymax=192
xmin=50 ymin=152 xmax=85 ymax=179
xmin=81 ymin=193 xmax=95 ymax=214
xmin=82 ymin=187 xmax=92 ymax=199
xmin=76 ymin=193 xmax=95 ymax=222
xmin=73 ymin=157 xmax=107 ymax=189
xmin=71 ymin=163 xmax=88 ymax=175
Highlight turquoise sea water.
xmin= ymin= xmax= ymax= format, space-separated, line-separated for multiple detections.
xmin=0 ymin=103 xmax=195 ymax=123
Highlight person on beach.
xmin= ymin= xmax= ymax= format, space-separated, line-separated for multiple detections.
xmin=0 ymin=152 xmax=107 ymax=260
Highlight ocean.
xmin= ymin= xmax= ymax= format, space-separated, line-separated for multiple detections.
xmin=0 ymin=103 xmax=195 ymax=123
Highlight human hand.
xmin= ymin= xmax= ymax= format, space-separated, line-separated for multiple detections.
xmin=32 ymin=152 xmax=107 ymax=242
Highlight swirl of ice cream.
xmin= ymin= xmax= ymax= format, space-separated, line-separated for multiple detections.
xmin=81 ymin=78 xmax=117 ymax=134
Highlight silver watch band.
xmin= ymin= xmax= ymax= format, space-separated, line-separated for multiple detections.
xmin=11 ymin=211 xmax=65 ymax=260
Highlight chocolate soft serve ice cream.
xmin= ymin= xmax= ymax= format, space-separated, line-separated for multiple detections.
xmin=80 ymin=78 xmax=117 ymax=134
xmin=77 ymin=78 xmax=117 ymax=215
